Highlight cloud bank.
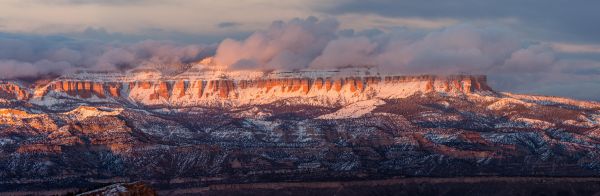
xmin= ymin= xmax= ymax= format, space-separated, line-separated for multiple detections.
xmin=0 ymin=33 xmax=213 ymax=79
xmin=214 ymin=17 xmax=554 ymax=75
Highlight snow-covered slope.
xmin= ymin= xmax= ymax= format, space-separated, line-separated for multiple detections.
xmin=318 ymin=99 xmax=385 ymax=119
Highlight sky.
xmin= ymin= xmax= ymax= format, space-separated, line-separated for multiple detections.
xmin=0 ymin=0 xmax=599 ymax=101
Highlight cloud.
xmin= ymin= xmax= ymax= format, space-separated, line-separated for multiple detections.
xmin=336 ymin=14 xmax=458 ymax=30
xmin=31 ymin=0 xmax=161 ymax=6
xmin=500 ymin=44 xmax=556 ymax=72
xmin=214 ymin=16 xmax=339 ymax=71
xmin=0 ymin=60 xmax=70 ymax=79
xmin=310 ymin=36 xmax=377 ymax=68
xmin=217 ymin=22 xmax=241 ymax=29
xmin=214 ymin=18 xmax=543 ymax=74
xmin=1 ymin=0 xmax=325 ymax=37
xmin=325 ymin=0 xmax=600 ymax=43
xmin=375 ymin=24 xmax=522 ymax=74
xmin=0 ymin=32 xmax=213 ymax=79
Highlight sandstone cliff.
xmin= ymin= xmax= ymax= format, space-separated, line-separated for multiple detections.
xmin=0 ymin=82 xmax=30 ymax=100
xmin=34 ymin=74 xmax=492 ymax=107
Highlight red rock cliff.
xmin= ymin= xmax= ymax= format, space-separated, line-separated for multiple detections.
xmin=42 ymin=75 xmax=492 ymax=102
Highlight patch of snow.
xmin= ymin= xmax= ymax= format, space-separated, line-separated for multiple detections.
xmin=513 ymin=117 xmax=555 ymax=129
xmin=317 ymin=99 xmax=385 ymax=119
xmin=0 ymin=138 xmax=15 ymax=146
xmin=298 ymin=162 xmax=321 ymax=169
xmin=294 ymin=121 xmax=316 ymax=142
xmin=64 ymin=106 xmax=123 ymax=120
xmin=503 ymin=92 xmax=600 ymax=109
xmin=487 ymin=98 xmax=534 ymax=111
xmin=232 ymin=107 xmax=271 ymax=119
xmin=438 ymin=101 xmax=450 ymax=108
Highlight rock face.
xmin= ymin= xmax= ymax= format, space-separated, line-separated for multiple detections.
xmin=50 ymin=81 xmax=105 ymax=99
xmin=0 ymin=82 xmax=29 ymax=100
xmin=34 ymin=74 xmax=492 ymax=107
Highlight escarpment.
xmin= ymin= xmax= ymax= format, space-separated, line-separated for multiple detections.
xmin=30 ymin=74 xmax=492 ymax=107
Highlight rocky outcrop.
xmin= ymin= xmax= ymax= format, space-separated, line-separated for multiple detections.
xmin=107 ymin=83 xmax=122 ymax=97
xmin=92 ymin=83 xmax=105 ymax=98
xmin=0 ymin=108 xmax=58 ymax=132
xmin=149 ymin=81 xmax=171 ymax=100
xmin=173 ymin=80 xmax=187 ymax=98
xmin=192 ymin=80 xmax=205 ymax=98
xmin=50 ymin=81 xmax=110 ymax=98
xmin=16 ymin=144 xmax=62 ymax=154
xmin=0 ymin=82 xmax=29 ymax=100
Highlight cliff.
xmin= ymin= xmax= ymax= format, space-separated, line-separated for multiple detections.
xmin=34 ymin=74 xmax=492 ymax=107
xmin=0 ymin=82 xmax=30 ymax=100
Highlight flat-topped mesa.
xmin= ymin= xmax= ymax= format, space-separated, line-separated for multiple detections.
xmin=37 ymin=74 xmax=492 ymax=106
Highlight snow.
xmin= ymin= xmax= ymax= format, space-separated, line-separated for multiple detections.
xmin=487 ymin=98 xmax=534 ymax=111
xmin=438 ymin=101 xmax=450 ymax=108
xmin=64 ymin=106 xmax=123 ymax=120
xmin=78 ymin=183 xmax=129 ymax=196
xmin=563 ymin=114 xmax=600 ymax=128
xmin=294 ymin=121 xmax=317 ymax=142
xmin=418 ymin=111 xmax=462 ymax=122
xmin=0 ymin=138 xmax=15 ymax=146
xmin=298 ymin=162 xmax=321 ymax=169
xmin=513 ymin=117 xmax=555 ymax=129
xmin=232 ymin=107 xmax=271 ymax=119
xmin=317 ymin=99 xmax=385 ymax=119
xmin=503 ymin=92 xmax=600 ymax=109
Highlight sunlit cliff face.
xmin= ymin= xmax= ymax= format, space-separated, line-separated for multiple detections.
xmin=1 ymin=62 xmax=493 ymax=109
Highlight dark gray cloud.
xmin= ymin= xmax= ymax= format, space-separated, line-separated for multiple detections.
xmin=217 ymin=22 xmax=241 ymax=29
xmin=325 ymin=0 xmax=600 ymax=44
